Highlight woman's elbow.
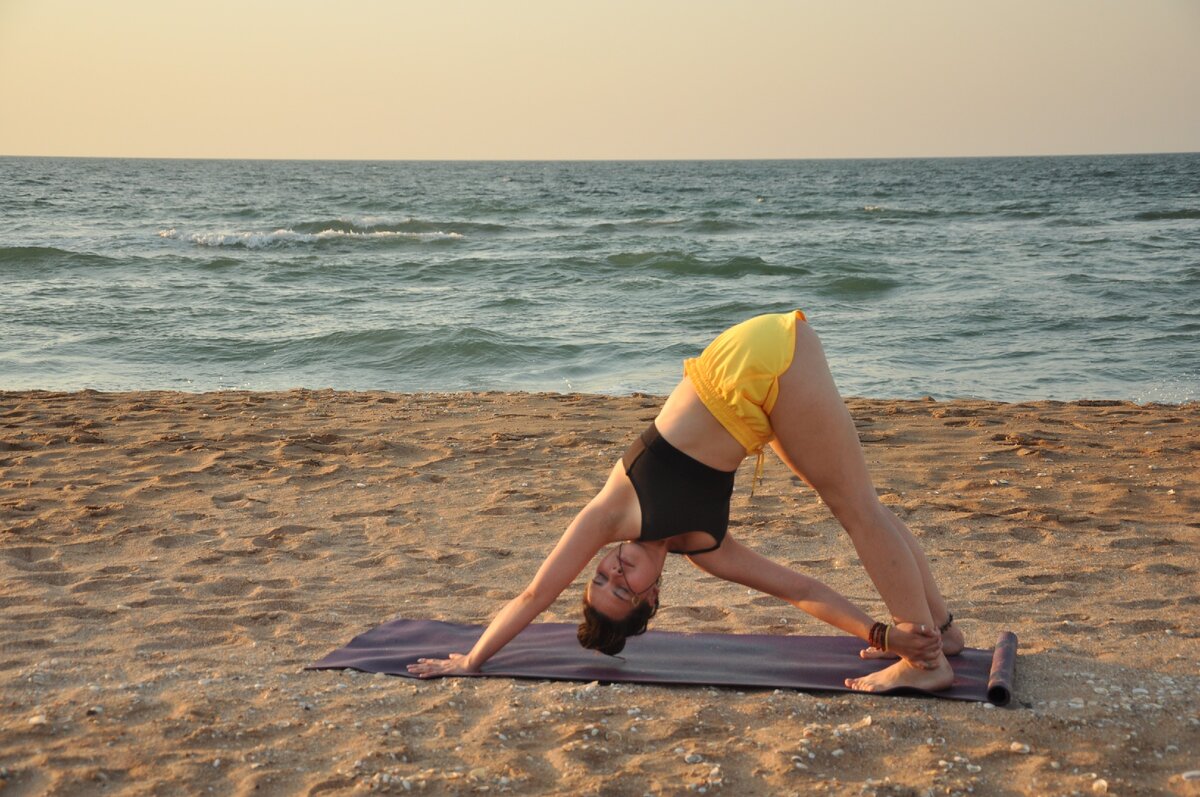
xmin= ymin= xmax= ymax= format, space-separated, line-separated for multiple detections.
xmin=517 ymin=585 xmax=557 ymax=610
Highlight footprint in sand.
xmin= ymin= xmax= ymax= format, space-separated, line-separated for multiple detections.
xmin=1115 ymin=598 xmax=1172 ymax=610
xmin=3 ymin=545 xmax=59 ymax=570
xmin=20 ymin=572 xmax=75 ymax=587
xmin=196 ymin=575 xmax=259 ymax=598
xmin=1018 ymin=570 xmax=1102 ymax=585
xmin=1017 ymin=573 xmax=1066 ymax=586
xmin=1006 ymin=527 xmax=1046 ymax=543
xmin=75 ymin=503 xmax=124 ymax=518
xmin=932 ymin=408 xmax=979 ymax=419
xmin=251 ymin=525 xmax=316 ymax=549
xmin=447 ymin=583 xmax=488 ymax=597
xmin=1113 ymin=618 xmax=1175 ymax=633
xmin=1108 ymin=536 xmax=1179 ymax=550
xmin=151 ymin=533 xmax=201 ymax=550
xmin=1136 ymin=562 xmax=1195 ymax=577
xmin=330 ymin=508 xmax=392 ymax=521
xmin=674 ymin=606 xmax=728 ymax=622
xmin=96 ymin=564 xmax=137 ymax=575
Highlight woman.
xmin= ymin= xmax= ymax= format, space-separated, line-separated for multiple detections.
xmin=408 ymin=311 xmax=963 ymax=692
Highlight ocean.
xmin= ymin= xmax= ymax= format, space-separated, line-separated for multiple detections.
xmin=1 ymin=155 xmax=1197 ymax=402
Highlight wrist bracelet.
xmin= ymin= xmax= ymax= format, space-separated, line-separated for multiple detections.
xmin=869 ymin=621 xmax=887 ymax=649
xmin=939 ymin=612 xmax=954 ymax=634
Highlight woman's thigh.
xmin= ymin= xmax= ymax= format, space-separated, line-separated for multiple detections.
xmin=768 ymin=324 xmax=879 ymax=520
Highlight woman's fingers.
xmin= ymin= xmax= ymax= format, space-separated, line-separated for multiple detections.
xmin=406 ymin=658 xmax=446 ymax=677
xmin=407 ymin=654 xmax=472 ymax=679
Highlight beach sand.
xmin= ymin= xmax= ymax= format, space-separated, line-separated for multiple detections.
xmin=1 ymin=389 xmax=1197 ymax=796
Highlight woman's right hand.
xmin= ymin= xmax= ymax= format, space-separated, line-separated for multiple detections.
xmin=860 ymin=622 xmax=942 ymax=668
xmin=406 ymin=653 xmax=479 ymax=679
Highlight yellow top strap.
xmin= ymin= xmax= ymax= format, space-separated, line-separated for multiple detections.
xmin=748 ymin=448 xmax=766 ymax=498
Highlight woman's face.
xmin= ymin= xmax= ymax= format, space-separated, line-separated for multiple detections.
xmin=586 ymin=542 xmax=661 ymax=620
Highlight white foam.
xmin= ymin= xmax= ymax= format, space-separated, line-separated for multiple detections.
xmin=157 ymin=227 xmax=462 ymax=248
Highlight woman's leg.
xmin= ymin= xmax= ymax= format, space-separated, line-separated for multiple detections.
xmin=767 ymin=322 xmax=953 ymax=691
xmin=845 ymin=508 xmax=964 ymax=658
xmin=882 ymin=508 xmax=964 ymax=655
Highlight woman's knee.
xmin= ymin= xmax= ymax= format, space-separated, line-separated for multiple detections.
xmin=822 ymin=488 xmax=888 ymax=536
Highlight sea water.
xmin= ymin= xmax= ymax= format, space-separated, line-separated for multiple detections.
xmin=1 ymin=155 xmax=1197 ymax=402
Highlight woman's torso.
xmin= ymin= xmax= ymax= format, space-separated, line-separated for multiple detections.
xmin=654 ymin=377 xmax=748 ymax=472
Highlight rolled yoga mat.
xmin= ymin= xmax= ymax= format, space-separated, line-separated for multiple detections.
xmin=308 ymin=619 xmax=1019 ymax=706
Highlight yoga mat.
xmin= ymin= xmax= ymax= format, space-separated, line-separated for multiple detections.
xmin=308 ymin=619 xmax=1019 ymax=706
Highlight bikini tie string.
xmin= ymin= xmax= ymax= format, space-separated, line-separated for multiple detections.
xmin=749 ymin=448 xmax=765 ymax=498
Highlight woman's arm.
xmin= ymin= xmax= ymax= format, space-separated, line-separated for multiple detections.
xmin=408 ymin=464 xmax=633 ymax=677
xmin=688 ymin=536 xmax=940 ymax=665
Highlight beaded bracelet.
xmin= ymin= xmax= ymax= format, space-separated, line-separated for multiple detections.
xmin=868 ymin=621 xmax=888 ymax=650
xmin=939 ymin=612 xmax=954 ymax=634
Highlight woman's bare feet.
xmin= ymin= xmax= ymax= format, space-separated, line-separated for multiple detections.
xmin=941 ymin=623 xmax=965 ymax=656
xmin=845 ymin=655 xmax=954 ymax=693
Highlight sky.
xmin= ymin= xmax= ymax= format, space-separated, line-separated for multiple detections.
xmin=1 ymin=0 xmax=1197 ymax=160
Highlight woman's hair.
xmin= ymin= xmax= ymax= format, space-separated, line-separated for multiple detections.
xmin=576 ymin=594 xmax=659 ymax=656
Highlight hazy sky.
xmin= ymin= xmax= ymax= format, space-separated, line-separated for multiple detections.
xmin=1 ymin=0 xmax=1197 ymax=159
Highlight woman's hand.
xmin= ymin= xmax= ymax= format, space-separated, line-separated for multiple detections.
xmin=406 ymin=653 xmax=479 ymax=679
xmin=859 ymin=622 xmax=942 ymax=668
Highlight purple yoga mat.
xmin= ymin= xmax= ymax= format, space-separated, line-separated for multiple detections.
xmin=308 ymin=619 xmax=1018 ymax=706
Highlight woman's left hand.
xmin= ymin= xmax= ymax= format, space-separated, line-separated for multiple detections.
xmin=859 ymin=622 xmax=942 ymax=667
xmin=406 ymin=653 xmax=479 ymax=679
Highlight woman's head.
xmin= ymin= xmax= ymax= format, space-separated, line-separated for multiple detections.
xmin=577 ymin=542 xmax=662 ymax=655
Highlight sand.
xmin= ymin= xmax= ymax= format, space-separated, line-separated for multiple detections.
xmin=1 ymin=388 xmax=1197 ymax=796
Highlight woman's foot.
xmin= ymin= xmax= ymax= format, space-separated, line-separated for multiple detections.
xmin=941 ymin=622 xmax=965 ymax=656
xmin=845 ymin=655 xmax=954 ymax=693
xmin=861 ymin=622 xmax=963 ymax=660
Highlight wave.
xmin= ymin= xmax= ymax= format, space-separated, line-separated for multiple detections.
xmin=585 ymin=217 xmax=756 ymax=234
xmin=194 ymin=256 xmax=245 ymax=271
xmin=773 ymin=206 xmax=987 ymax=222
xmin=860 ymin=205 xmax=994 ymax=219
xmin=157 ymin=226 xmax=463 ymax=248
xmin=586 ymin=218 xmax=689 ymax=233
xmin=0 ymin=245 xmax=121 ymax=268
xmin=290 ymin=217 xmax=509 ymax=235
xmin=1132 ymin=209 xmax=1200 ymax=222
xmin=261 ymin=326 xmax=549 ymax=375
xmin=685 ymin=219 xmax=754 ymax=233
xmin=604 ymin=250 xmax=807 ymax=277
xmin=1043 ymin=216 xmax=1105 ymax=227
xmin=822 ymin=204 xmax=1060 ymax=221
xmin=815 ymin=274 xmax=901 ymax=297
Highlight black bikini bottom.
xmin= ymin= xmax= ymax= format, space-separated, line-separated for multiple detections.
xmin=621 ymin=423 xmax=736 ymax=555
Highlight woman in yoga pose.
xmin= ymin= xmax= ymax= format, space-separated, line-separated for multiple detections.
xmin=409 ymin=311 xmax=963 ymax=692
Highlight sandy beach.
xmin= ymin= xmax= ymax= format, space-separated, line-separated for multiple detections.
xmin=1 ymin=388 xmax=1197 ymax=796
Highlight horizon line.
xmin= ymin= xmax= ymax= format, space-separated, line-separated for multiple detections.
xmin=3 ymin=150 xmax=1198 ymax=164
